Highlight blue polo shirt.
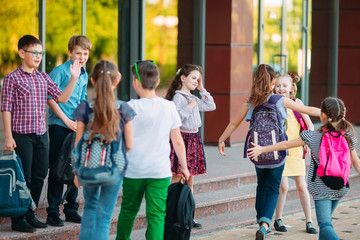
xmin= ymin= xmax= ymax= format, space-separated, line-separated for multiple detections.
xmin=48 ymin=60 xmax=88 ymax=128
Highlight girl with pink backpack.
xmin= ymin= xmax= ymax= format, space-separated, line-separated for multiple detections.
xmin=248 ymin=97 xmax=360 ymax=240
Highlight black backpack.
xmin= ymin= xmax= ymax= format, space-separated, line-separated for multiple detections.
xmin=53 ymin=132 xmax=76 ymax=185
xmin=164 ymin=180 xmax=195 ymax=240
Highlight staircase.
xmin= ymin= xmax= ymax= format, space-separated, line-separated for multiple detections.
xmin=1 ymin=145 xmax=360 ymax=240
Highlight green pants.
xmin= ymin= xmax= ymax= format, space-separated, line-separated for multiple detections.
xmin=116 ymin=177 xmax=171 ymax=240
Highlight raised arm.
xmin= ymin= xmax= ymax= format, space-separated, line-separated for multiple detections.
xmin=218 ymin=103 xmax=249 ymax=156
xmin=57 ymin=60 xmax=81 ymax=103
xmin=123 ymin=121 xmax=133 ymax=152
xmin=247 ymin=138 xmax=306 ymax=160
xmin=47 ymin=99 xmax=77 ymax=132
xmin=284 ymin=97 xmax=320 ymax=117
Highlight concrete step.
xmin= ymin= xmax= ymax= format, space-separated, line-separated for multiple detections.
xmin=2 ymin=173 xmax=359 ymax=240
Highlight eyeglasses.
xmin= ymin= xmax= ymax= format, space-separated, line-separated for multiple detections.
xmin=23 ymin=50 xmax=45 ymax=57
xmin=134 ymin=60 xmax=156 ymax=83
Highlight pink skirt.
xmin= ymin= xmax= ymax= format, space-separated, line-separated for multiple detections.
xmin=170 ymin=132 xmax=206 ymax=176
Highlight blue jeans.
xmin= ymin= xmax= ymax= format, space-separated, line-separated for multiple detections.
xmin=79 ymin=178 xmax=122 ymax=240
xmin=255 ymin=165 xmax=284 ymax=226
xmin=314 ymin=199 xmax=340 ymax=240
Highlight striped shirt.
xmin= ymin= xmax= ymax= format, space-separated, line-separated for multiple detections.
xmin=300 ymin=130 xmax=357 ymax=200
xmin=1 ymin=65 xmax=62 ymax=135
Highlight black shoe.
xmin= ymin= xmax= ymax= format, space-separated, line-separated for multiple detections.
xmin=11 ymin=217 xmax=36 ymax=233
xmin=26 ymin=211 xmax=48 ymax=228
xmin=306 ymin=222 xmax=318 ymax=234
xmin=47 ymin=215 xmax=64 ymax=227
xmin=192 ymin=220 xmax=202 ymax=229
xmin=65 ymin=212 xmax=81 ymax=223
xmin=274 ymin=219 xmax=287 ymax=232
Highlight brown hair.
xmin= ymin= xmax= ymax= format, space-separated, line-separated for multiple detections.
xmin=18 ymin=35 xmax=42 ymax=50
xmin=130 ymin=61 xmax=159 ymax=90
xmin=248 ymin=64 xmax=276 ymax=107
xmin=68 ymin=35 xmax=92 ymax=52
xmin=165 ymin=64 xmax=203 ymax=100
xmin=319 ymin=97 xmax=354 ymax=148
xmin=89 ymin=60 xmax=121 ymax=142
xmin=275 ymin=72 xmax=300 ymax=99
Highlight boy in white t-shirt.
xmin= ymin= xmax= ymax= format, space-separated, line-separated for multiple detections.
xmin=116 ymin=60 xmax=190 ymax=240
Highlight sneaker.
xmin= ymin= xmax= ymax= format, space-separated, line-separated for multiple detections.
xmin=255 ymin=226 xmax=267 ymax=240
xmin=274 ymin=219 xmax=287 ymax=232
xmin=65 ymin=212 xmax=82 ymax=224
xmin=47 ymin=215 xmax=64 ymax=227
xmin=26 ymin=211 xmax=48 ymax=228
xmin=192 ymin=220 xmax=202 ymax=229
xmin=306 ymin=222 xmax=318 ymax=234
xmin=11 ymin=217 xmax=36 ymax=233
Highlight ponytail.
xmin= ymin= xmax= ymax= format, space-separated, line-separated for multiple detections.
xmin=89 ymin=60 xmax=121 ymax=142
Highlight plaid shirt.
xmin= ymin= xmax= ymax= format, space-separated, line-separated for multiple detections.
xmin=1 ymin=65 xmax=62 ymax=135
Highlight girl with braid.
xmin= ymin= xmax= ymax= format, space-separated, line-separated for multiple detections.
xmin=248 ymin=97 xmax=360 ymax=240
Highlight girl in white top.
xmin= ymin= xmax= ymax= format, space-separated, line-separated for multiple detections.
xmin=165 ymin=64 xmax=216 ymax=228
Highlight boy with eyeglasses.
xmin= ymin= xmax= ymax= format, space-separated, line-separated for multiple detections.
xmin=1 ymin=35 xmax=81 ymax=233
xmin=46 ymin=35 xmax=92 ymax=227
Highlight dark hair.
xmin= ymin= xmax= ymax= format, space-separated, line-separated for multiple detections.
xmin=89 ymin=60 xmax=121 ymax=142
xmin=319 ymin=97 xmax=354 ymax=148
xmin=18 ymin=35 xmax=42 ymax=50
xmin=165 ymin=64 xmax=203 ymax=100
xmin=275 ymin=72 xmax=300 ymax=99
xmin=131 ymin=61 xmax=159 ymax=90
xmin=68 ymin=35 xmax=92 ymax=52
xmin=248 ymin=64 xmax=276 ymax=107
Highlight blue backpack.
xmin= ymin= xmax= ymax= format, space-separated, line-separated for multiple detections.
xmin=73 ymin=101 xmax=127 ymax=187
xmin=0 ymin=151 xmax=36 ymax=217
xmin=244 ymin=95 xmax=288 ymax=165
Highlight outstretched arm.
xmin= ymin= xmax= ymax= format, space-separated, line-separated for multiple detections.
xmin=218 ymin=103 xmax=248 ymax=156
xmin=351 ymin=150 xmax=360 ymax=175
xmin=247 ymin=138 xmax=306 ymax=160
xmin=284 ymin=97 xmax=320 ymax=117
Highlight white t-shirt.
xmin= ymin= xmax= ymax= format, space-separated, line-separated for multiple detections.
xmin=125 ymin=97 xmax=182 ymax=179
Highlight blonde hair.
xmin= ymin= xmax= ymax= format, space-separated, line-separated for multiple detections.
xmin=275 ymin=72 xmax=300 ymax=99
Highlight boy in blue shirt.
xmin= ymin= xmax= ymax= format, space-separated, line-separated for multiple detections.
xmin=46 ymin=35 xmax=92 ymax=227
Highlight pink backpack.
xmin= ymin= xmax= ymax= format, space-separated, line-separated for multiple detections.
xmin=312 ymin=131 xmax=351 ymax=190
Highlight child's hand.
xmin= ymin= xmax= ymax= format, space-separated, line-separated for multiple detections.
xmin=180 ymin=166 xmax=190 ymax=181
xmin=70 ymin=59 xmax=81 ymax=79
xmin=64 ymin=119 xmax=77 ymax=132
xmin=304 ymin=145 xmax=311 ymax=157
xmin=5 ymin=136 xmax=16 ymax=151
xmin=188 ymin=98 xmax=198 ymax=108
xmin=218 ymin=141 xmax=227 ymax=156
xmin=247 ymin=142 xmax=263 ymax=160
xmin=197 ymin=74 xmax=204 ymax=92
xmin=73 ymin=175 xmax=80 ymax=188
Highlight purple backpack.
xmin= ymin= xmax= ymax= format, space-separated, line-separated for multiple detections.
xmin=244 ymin=95 xmax=288 ymax=165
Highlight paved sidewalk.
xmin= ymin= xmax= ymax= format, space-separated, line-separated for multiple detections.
xmin=192 ymin=199 xmax=360 ymax=240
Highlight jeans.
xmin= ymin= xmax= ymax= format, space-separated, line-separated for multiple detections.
xmin=314 ymin=199 xmax=340 ymax=240
xmin=79 ymin=178 xmax=122 ymax=240
xmin=255 ymin=164 xmax=284 ymax=226
xmin=47 ymin=125 xmax=78 ymax=217
xmin=116 ymin=177 xmax=171 ymax=240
